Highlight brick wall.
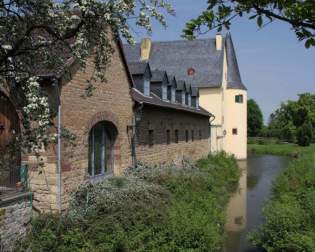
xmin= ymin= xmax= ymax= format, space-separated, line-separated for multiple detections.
xmin=59 ymin=41 xmax=134 ymax=210
xmin=135 ymin=105 xmax=211 ymax=164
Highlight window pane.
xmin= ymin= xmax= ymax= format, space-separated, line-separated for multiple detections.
xmin=93 ymin=124 xmax=103 ymax=175
xmin=144 ymin=79 xmax=150 ymax=96
xmin=166 ymin=130 xmax=171 ymax=144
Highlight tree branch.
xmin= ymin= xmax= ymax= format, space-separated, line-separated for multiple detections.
xmin=253 ymin=5 xmax=315 ymax=30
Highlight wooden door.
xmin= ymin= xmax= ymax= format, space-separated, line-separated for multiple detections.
xmin=0 ymin=92 xmax=21 ymax=188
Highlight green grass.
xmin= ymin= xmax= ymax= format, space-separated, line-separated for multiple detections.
xmin=248 ymin=143 xmax=315 ymax=251
xmin=248 ymin=143 xmax=315 ymax=157
xmin=16 ymin=152 xmax=240 ymax=252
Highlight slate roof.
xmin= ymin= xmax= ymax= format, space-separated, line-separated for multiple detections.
xmin=128 ymin=61 xmax=149 ymax=75
xmin=225 ymin=34 xmax=247 ymax=90
xmin=123 ymin=34 xmax=246 ymax=90
xmin=131 ymin=88 xmax=211 ymax=117
xmin=168 ymin=75 xmax=177 ymax=87
xmin=151 ymin=70 xmax=168 ymax=83
xmin=124 ymin=39 xmax=223 ymax=88
xmin=191 ymin=87 xmax=199 ymax=97
xmin=176 ymin=80 xmax=186 ymax=91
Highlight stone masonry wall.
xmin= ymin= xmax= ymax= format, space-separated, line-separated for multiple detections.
xmin=0 ymin=194 xmax=32 ymax=251
xmin=59 ymin=40 xmax=134 ymax=210
xmin=136 ymin=106 xmax=211 ymax=164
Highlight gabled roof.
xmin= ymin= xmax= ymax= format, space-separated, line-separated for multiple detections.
xmin=124 ymin=39 xmax=224 ymax=88
xmin=123 ymin=34 xmax=246 ymax=90
xmin=185 ymin=83 xmax=192 ymax=93
xmin=151 ymin=70 xmax=168 ymax=83
xmin=191 ymin=87 xmax=199 ymax=97
xmin=168 ymin=75 xmax=177 ymax=87
xmin=128 ymin=61 xmax=150 ymax=76
xmin=176 ymin=80 xmax=186 ymax=91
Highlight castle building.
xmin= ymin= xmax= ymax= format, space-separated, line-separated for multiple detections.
xmin=124 ymin=33 xmax=247 ymax=159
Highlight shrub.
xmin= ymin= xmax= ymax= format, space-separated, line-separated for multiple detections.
xmin=249 ymin=145 xmax=315 ymax=251
xmin=296 ymin=121 xmax=313 ymax=146
xmin=16 ymin=153 xmax=240 ymax=252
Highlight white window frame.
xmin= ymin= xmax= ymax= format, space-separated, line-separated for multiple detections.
xmin=162 ymin=84 xmax=167 ymax=100
xmin=171 ymin=88 xmax=176 ymax=102
xmin=144 ymin=79 xmax=150 ymax=96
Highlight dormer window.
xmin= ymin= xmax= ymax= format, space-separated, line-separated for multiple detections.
xmin=162 ymin=84 xmax=167 ymax=100
xmin=144 ymin=79 xmax=150 ymax=96
xmin=182 ymin=91 xmax=185 ymax=105
xmin=171 ymin=88 xmax=176 ymax=102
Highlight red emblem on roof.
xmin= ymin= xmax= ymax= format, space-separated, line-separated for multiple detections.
xmin=187 ymin=67 xmax=195 ymax=76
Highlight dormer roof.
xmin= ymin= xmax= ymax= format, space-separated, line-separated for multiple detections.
xmin=176 ymin=80 xmax=186 ymax=91
xmin=151 ymin=70 xmax=168 ymax=83
xmin=123 ymin=34 xmax=246 ymax=90
xmin=128 ymin=61 xmax=151 ymax=77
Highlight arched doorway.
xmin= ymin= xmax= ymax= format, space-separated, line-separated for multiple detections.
xmin=0 ymin=92 xmax=21 ymax=188
xmin=88 ymin=121 xmax=117 ymax=177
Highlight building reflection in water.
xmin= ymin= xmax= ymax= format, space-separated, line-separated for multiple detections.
xmin=224 ymin=160 xmax=247 ymax=252
xmin=225 ymin=160 xmax=247 ymax=232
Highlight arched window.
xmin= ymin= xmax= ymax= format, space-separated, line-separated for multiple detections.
xmin=88 ymin=121 xmax=116 ymax=177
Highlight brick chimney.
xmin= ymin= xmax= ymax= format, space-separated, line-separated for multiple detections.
xmin=140 ymin=38 xmax=152 ymax=61
xmin=216 ymin=33 xmax=222 ymax=51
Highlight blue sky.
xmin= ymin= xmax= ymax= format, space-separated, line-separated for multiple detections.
xmin=130 ymin=0 xmax=315 ymax=124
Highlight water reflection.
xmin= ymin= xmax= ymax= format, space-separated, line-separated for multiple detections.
xmin=224 ymin=155 xmax=289 ymax=252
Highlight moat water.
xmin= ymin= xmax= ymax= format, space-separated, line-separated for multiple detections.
xmin=224 ymin=154 xmax=289 ymax=252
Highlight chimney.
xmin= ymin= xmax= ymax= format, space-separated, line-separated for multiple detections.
xmin=216 ymin=33 xmax=222 ymax=51
xmin=140 ymin=38 xmax=152 ymax=61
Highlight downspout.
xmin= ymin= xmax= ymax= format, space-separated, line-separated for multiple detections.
xmin=53 ymin=78 xmax=62 ymax=212
xmin=209 ymin=114 xmax=216 ymax=153
xmin=132 ymin=102 xmax=144 ymax=168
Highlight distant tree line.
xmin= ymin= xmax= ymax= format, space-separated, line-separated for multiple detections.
xmin=248 ymin=93 xmax=315 ymax=146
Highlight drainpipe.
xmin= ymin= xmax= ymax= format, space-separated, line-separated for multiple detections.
xmin=53 ymin=78 xmax=62 ymax=212
xmin=209 ymin=114 xmax=215 ymax=153
xmin=131 ymin=102 xmax=144 ymax=168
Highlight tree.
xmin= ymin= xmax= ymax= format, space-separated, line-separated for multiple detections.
xmin=268 ymin=93 xmax=315 ymax=145
xmin=247 ymin=99 xmax=263 ymax=137
xmin=183 ymin=0 xmax=315 ymax=48
xmin=296 ymin=120 xmax=313 ymax=146
xmin=0 ymin=0 xmax=173 ymax=151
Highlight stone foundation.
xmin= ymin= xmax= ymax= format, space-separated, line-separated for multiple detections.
xmin=0 ymin=192 xmax=32 ymax=251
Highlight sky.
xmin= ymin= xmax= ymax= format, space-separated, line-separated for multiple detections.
xmin=130 ymin=0 xmax=315 ymax=124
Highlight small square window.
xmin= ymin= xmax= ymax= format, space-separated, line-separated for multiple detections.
xmin=148 ymin=130 xmax=154 ymax=147
xmin=232 ymin=128 xmax=238 ymax=135
xmin=235 ymin=95 xmax=243 ymax=103
xmin=174 ymin=130 xmax=179 ymax=143
xmin=185 ymin=130 xmax=189 ymax=142
xmin=166 ymin=130 xmax=171 ymax=145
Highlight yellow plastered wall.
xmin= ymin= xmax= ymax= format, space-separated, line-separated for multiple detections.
xmin=198 ymin=39 xmax=247 ymax=159
xmin=199 ymin=87 xmax=224 ymax=153
xmin=223 ymin=89 xmax=247 ymax=159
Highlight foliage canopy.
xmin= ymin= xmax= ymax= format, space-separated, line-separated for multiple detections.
xmin=184 ymin=0 xmax=315 ymax=48
xmin=247 ymin=99 xmax=263 ymax=137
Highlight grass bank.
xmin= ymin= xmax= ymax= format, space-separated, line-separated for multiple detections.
xmin=248 ymin=143 xmax=315 ymax=251
xmin=16 ymin=152 xmax=240 ymax=252
xmin=248 ymin=142 xmax=315 ymax=157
